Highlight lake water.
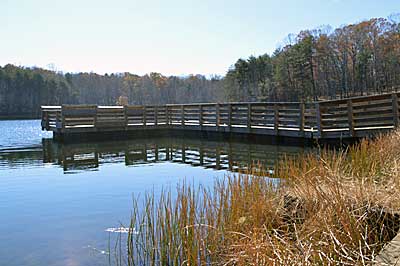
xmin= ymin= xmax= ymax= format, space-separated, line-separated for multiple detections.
xmin=0 ymin=120 xmax=305 ymax=266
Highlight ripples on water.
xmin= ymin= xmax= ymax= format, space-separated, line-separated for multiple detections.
xmin=0 ymin=120 xmax=52 ymax=149
xmin=0 ymin=119 xmax=306 ymax=266
xmin=0 ymin=120 xmax=305 ymax=174
xmin=0 ymin=120 xmax=51 ymax=169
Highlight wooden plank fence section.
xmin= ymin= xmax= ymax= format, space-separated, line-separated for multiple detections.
xmin=41 ymin=92 xmax=400 ymax=140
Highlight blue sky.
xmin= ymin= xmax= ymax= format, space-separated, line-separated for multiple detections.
xmin=0 ymin=0 xmax=398 ymax=76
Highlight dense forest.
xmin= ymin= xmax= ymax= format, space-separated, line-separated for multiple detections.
xmin=1 ymin=16 xmax=399 ymax=117
xmin=0 ymin=66 xmax=224 ymax=117
xmin=225 ymin=16 xmax=400 ymax=101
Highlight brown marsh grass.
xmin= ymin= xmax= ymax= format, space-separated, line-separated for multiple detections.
xmin=123 ymin=131 xmax=400 ymax=265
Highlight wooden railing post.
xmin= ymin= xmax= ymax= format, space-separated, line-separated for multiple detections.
xmin=347 ymin=100 xmax=354 ymax=137
xmin=228 ymin=104 xmax=232 ymax=131
xmin=199 ymin=146 xmax=204 ymax=165
xmin=182 ymin=144 xmax=186 ymax=163
xmin=154 ymin=144 xmax=159 ymax=161
xmin=155 ymin=106 xmax=158 ymax=126
xmin=61 ymin=105 xmax=66 ymax=131
xmin=47 ymin=110 xmax=50 ymax=130
xmin=123 ymin=105 xmax=128 ymax=130
xmin=94 ymin=106 xmax=98 ymax=129
xmin=274 ymin=103 xmax=279 ymax=134
xmin=165 ymin=106 xmax=170 ymax=126
xmin=228 ymin=142 xmax=233 ymax=171
xmin=247 ymin=103 xmax=251 ymax=131
xmin=181 ymin=105 xmax=185 ymax=126
xmin=55 ymin=109 xmax=60 ymax=129
xmin=215 ymin=146 xmax=220 ymax=169
xmin=166 ymin=146 xmax=170 ymax=160
xmin=143 ymin=144 xmax=147 ymax=161
xmin=123 ymin=106 xmax=128 ymax=128
xmin=299 ymin=102 xmax=305 ymax=135
xmin=216 ymin=103 xmax=220 ymax=130
xmin=392 ymin=93 xmax=399 ymax=128
xmin=199 ymin=104 xmax=203 ymax=128
xmin=42 ymin=110 xmax=49 ymax=130
xmin=143 ymin=106 xmax=147 ymax=127
xmin=315 ymin=103 xmax=322 ymax=138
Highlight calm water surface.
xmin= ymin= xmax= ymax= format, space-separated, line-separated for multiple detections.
xmin=0 ymin=120 xmax=305 ymax=266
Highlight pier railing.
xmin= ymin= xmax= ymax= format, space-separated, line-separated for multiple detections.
xmin=41 ymin=92 xmax=400 ymax=139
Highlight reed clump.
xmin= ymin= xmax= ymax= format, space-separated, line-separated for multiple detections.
xmin=125 ymin=131 xmax=400 ymax=265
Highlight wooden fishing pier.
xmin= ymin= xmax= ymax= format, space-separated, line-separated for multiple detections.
xmin=41 ymin=92 xmax=400 ymax=142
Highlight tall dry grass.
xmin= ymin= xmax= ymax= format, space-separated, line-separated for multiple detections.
xmin=124 ymin=131 xmax=400 ymax=265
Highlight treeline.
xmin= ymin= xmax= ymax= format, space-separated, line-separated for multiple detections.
xmin=0 ymin=66 xmax=73 ymax=117
xmin=0 ymin=65 xmax=224 ymax=117
xmin=1 ymin=16 xmax=400 ymax=117
xmin=225 ymin=17 xmax=400 ymax=101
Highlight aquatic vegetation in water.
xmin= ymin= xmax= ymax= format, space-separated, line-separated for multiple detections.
xmin=121 ymin=131 xmax=400 ymax=265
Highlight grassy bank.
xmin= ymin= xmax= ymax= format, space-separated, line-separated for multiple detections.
xmin=124 ymin=131 xmax=400 ymax=265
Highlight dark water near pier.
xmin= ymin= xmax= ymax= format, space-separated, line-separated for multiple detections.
xmin=0 ymin=120 xmax=305 ymax=266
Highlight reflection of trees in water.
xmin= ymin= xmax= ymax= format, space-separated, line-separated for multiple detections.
xmin=41 ymin=138 xmax=306 ymax=174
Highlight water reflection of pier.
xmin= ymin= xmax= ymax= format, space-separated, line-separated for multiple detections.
xmin=42 ymin=138 xmax=305 ymax=173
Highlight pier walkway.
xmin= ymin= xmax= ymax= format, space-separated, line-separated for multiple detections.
xmin=41 ymin=92 xmax=400 ymax=141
